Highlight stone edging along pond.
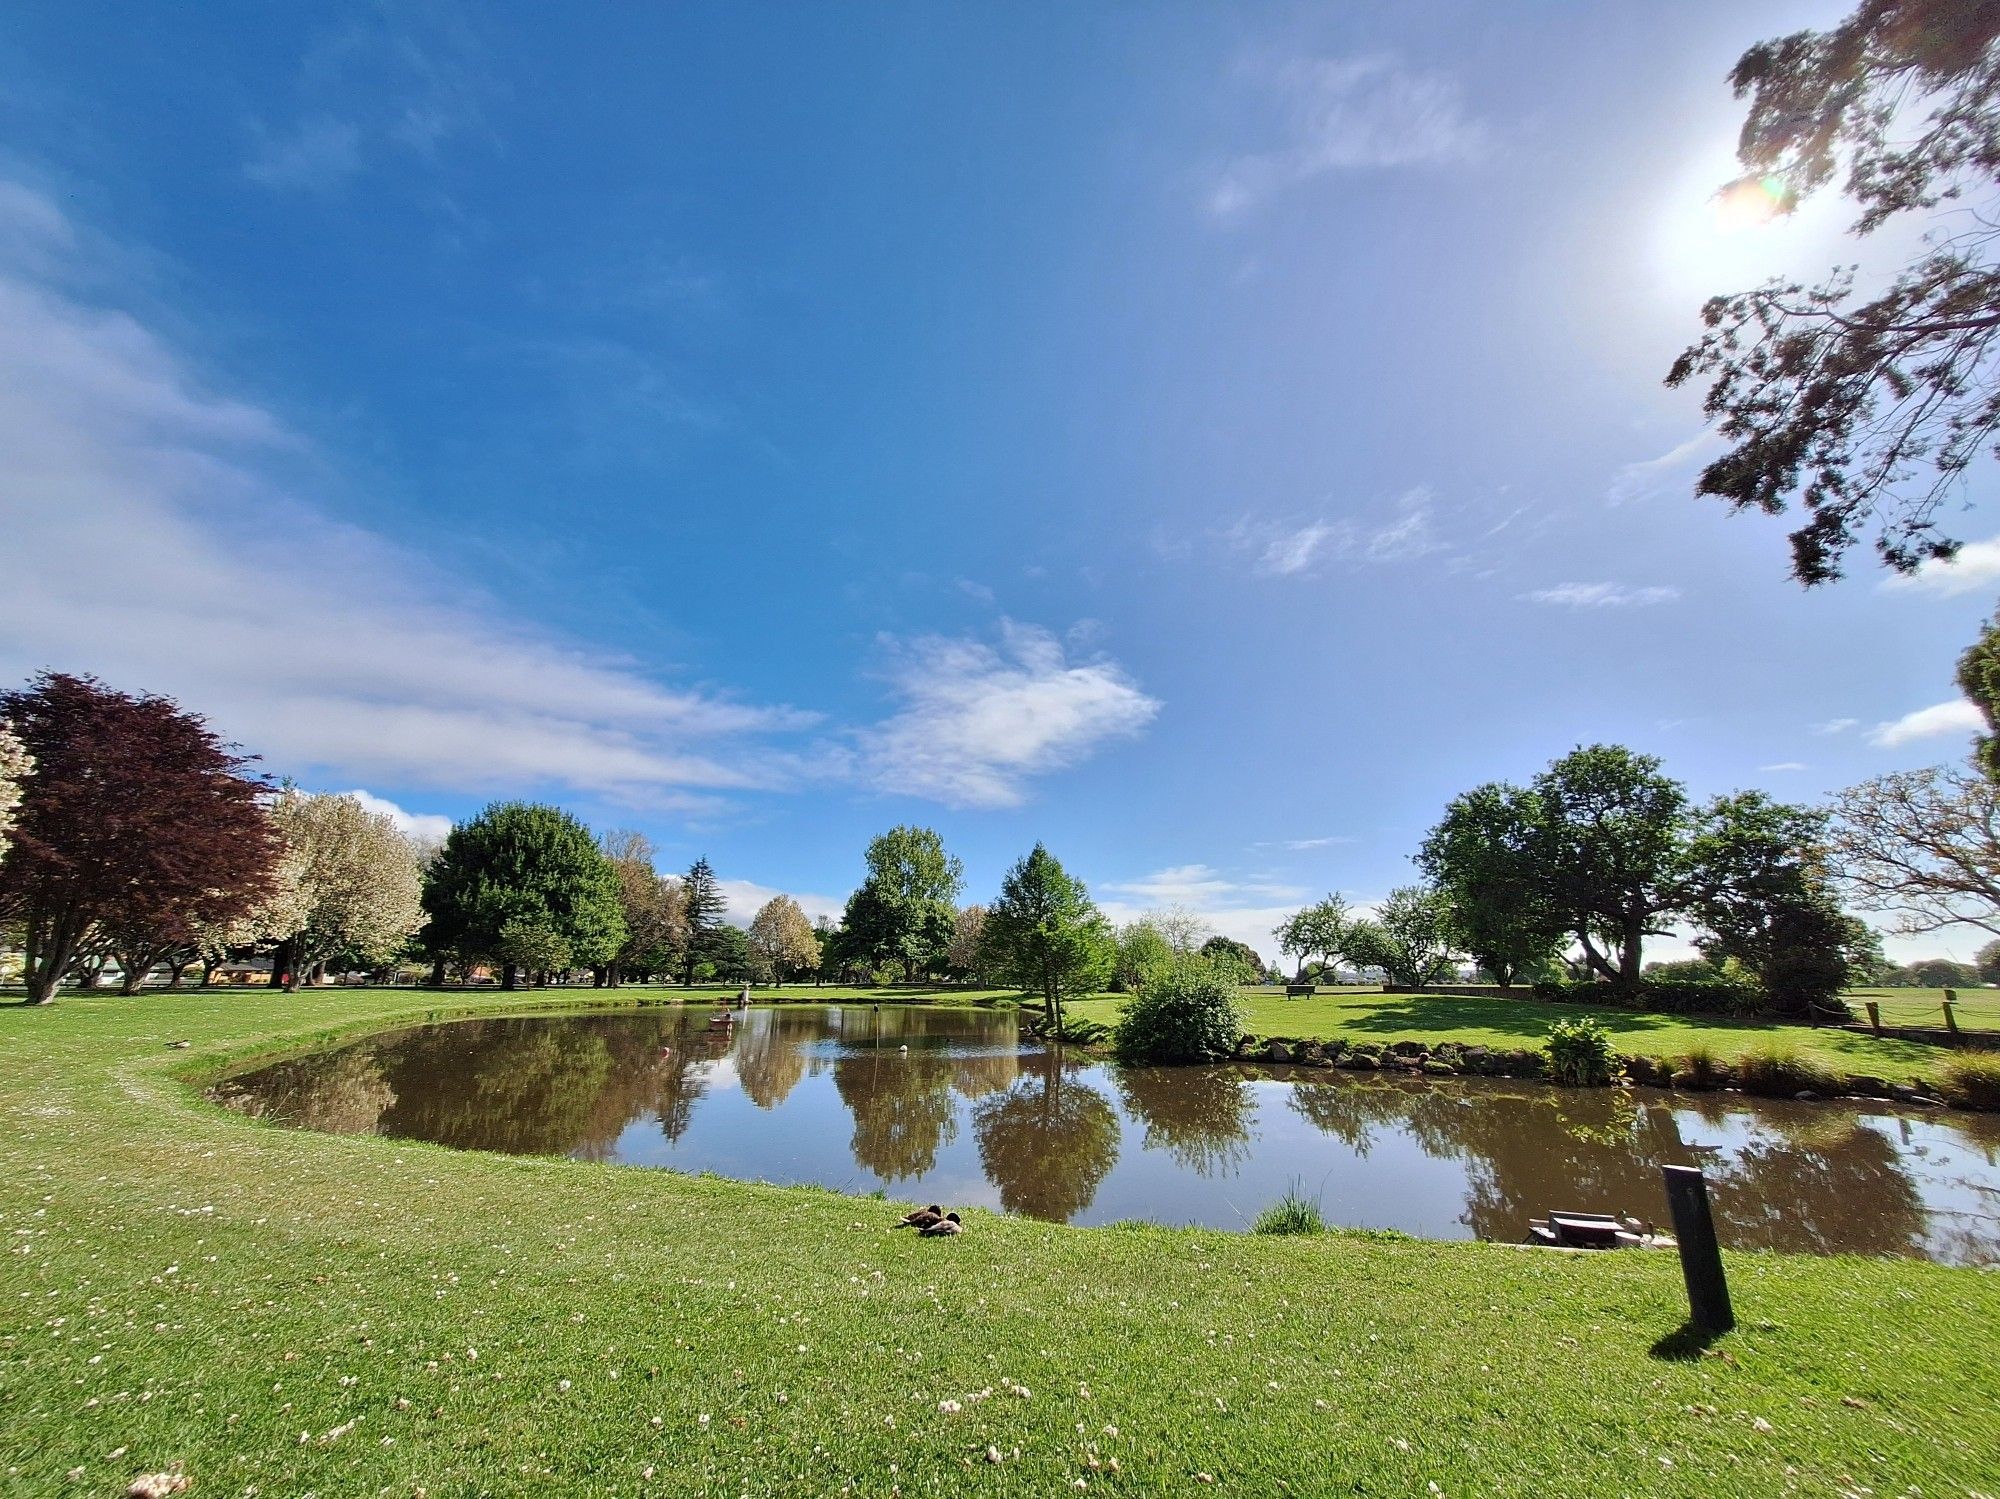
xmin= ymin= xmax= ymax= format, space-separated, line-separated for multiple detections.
xmin=1227 ymin=1033 xmax=1980 ymax=1111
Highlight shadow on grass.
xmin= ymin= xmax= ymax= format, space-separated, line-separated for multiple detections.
xmin=1648 ymin=1320 xmax=1732 ymax=1361
xmin=1323 ymin=994 xmax=1692 ymax=1042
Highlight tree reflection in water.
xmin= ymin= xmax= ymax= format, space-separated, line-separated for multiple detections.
xmin=835 ymin=1048 xmax=959 ymax=1181
xmin=973 ymin=1048 xmax=1119 ymax=1221
xmin=215 ymin=1010 xmax=1995 ymax=1261
xmin=1285 ymin=1073 xmax=1932 ymax=1253
xmin=1115 ymin=1066 xmax=1254 ymax=1177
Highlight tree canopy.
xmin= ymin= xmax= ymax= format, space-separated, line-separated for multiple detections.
xmin=1272 ymin=895 xmax=1350 ymax=981
xmin=420 ymin=802 xmax=625 ymax=988
xmin=841 ymin=825 xmax=963 ymax=980
xmin=258 ymin=789 xmax=427 ymax=991
xmin=747 ymin=895 xmax=820 ymax=984
xmin=679 ymin=857 xmax=727 ymax=985
xmin=599 ymin=831 xmax=687 ymax=985
xmin=1668 ymin=0 xmax=2000 ymax=583
xmin=0 ymin=673 xmax=278 ymax=1003
xmin=981 ymin=843 xmax=1113 ymax=1028
xmin=1418 ymin=783 xmax=1565 ymax=986
xmin=1346 ymin=886 xmax=1458 ymax=988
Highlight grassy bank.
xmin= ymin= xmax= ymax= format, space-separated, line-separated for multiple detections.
xmin=2 ymin=988 xmax=1996 ymax=1497
xmin=1067 ymin=988 xmax=1971 ymax=1084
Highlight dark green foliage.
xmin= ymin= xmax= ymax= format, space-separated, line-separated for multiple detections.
xmin=679 ymin=857 xmax=727 ymax=985
xmin=841 ymin=826 xmax=963 ymax=981
xmin=1667 ymin=0 xmax=2000 ymax=583
xmin=1418 ymin=783 xmax=1565 ymax=986
xmin=1689 ymin=791 xmax=1876 ymax=1018
xmin=1535 ymin=974 xmax=1765 ymax=1018
xmin=982 ymin=843 xmax=1113 ymax=1029
xmin=1959 ymin=615 xmax=2000 ymax=781
xmin=1199 ymin=934 xmax=1265 ymax=985
xmin=1112 ymin=959 xmax=1244 ymax=1063
xmin=1528 ymin=745 xmax=1692 ymax=985
xmin=1977 ymin=939 xmax=2000 ymax=986
xmin=420 ymin=803 xmax=625 ymax=988
xmin=1543 ymin=1016 xmax=1621 ymax=1086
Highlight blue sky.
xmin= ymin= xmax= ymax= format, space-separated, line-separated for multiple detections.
xmin=1 ymin=1 xmax=1994 ymax=958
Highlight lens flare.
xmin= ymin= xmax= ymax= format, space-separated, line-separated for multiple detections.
xmin=1710 ymin=174 xmax=1790 ymax=233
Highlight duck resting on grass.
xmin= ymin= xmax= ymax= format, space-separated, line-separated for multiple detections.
xmin=918 ymin=1211 xmax=963 ymax=1237
xmin=895 ymin=1204 xmax=944 ymax=1229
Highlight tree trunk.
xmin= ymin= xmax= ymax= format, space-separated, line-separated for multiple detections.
xmin=167 ymin=960 xmax=191 ymax=988
xmin=268 ymin=937 xmax=295 ymax=988
xmin=429 ymin=955 xmax=447 ymax=987
xmin=502 ymin=963 xmax=519 ymax=991
xmin=200 ymin=958 xmax=221 ymax=988
xmin=1619 ymin=916 xmax=1644 ymax=986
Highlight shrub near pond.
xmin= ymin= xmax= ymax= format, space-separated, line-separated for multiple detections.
xmin=1543 ymin=1016 xmax=1622 ymax=1086
xmin=1112 ymin=958 xmax=1244 ymax=1062
xmin=1939 ymin=1051 xmax=2000 ymax=1111
xmin=1733 ymin=1045 xmax=1844 ymax=1098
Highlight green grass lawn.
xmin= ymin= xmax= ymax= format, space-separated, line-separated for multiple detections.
xmin=1845 ymin=986 xmax=2000 ymax=1031
xmin=1066 ymin=987 xmax=1975 ymax=1085
xmin=2 ymin=987 xmax=1997 ymax=1496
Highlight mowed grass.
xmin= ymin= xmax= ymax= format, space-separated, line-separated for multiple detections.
xmin=2 ymin=988 xmax=1997 ymax=1497
xmin=1845 ymin=986 xmax=2000 ymax=1031
xmin=1067 ymin=988 xmax=1971 ymax=1084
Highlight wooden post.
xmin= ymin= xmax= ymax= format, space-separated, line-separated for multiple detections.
xmin=1942 ymin=1000 xmax=1960 ymax=1041
xmin=1662 ymin=1165 xmax=1733 ymax=1335
xmin=1866 ymin=1001 xmax=1882 ymax=1035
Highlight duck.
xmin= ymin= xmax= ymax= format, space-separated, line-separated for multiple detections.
xmin=895 ymin=1204 xmax=945 ymax=1229
xmin=918 ymin=1211 xmax=963 ymax=1237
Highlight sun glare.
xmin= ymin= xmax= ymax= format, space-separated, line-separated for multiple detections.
xmin=1710 ymin=173 xmax=1791 ymax=233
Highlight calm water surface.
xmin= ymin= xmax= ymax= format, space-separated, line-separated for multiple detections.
xmin=214 ymin=1005 xmax=2000 ymax=1264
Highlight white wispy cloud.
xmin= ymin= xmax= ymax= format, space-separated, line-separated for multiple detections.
xmin=1869 ymin=698 xmax=1984 ymax=747
xmin=1211 ymin=55 xmax=1487 ymax=215
xmin=1252 ymin=835 xmax=1355 ymax=852
xmin=1758 ymin=762 xmax=1808 ymax=773
xmin=245 ymin=12 xmax=493 ymax=192
xmin=1227 ymin=488 xmax=1444 ymax=578
xmin=1880 ymin=535 xmax=2000 ymax=598
xmin=333 ymin=789 xmax=454 ymax=844
xmin=0 ymin=180 xmax=1161 ymax=814
xmin=1097 ymin=864 xmax=1317 ymax=958
xmin=1519 ymin=582 xmax=1681 ymax=608
xmin=1606 ymin=430 xmax=1724 ymax=506
xmin=856 ymin=621 xmax=1160 ymax=809
xmin=244 ymin=117 xmax=364 ymax=190
xmin=1811 ymin=717 xmax=1860 ymax=735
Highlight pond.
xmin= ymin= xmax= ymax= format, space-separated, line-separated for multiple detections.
xmin=212 ymin=1004 xmax=2000 ymax=1265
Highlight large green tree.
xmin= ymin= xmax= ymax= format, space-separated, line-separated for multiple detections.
xmin=841 ymin=825 xmax=963 ymax=981
xmin=1418 ymin=783 xmax=1566 ymax=986
xmin=679 ymin=857 xmax=727 ymax=985
xmin=981 ymin=843 xmax=1113 ymax=1030
xmin=420 ymin=802 xmax=625 ymax=990
xmin=1688 ymin=792 xmax=1877 ymax=1017
xmin=1668 ymin=0 xmax=2000 ymax=584
xmin=1529 ymin=745 xmax=1694 ymax=985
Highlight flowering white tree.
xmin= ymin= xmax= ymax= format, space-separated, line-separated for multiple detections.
xmin=261 ymin=790 xmax=426 ymax=989
xmin=747 ymin=895 xmax=820 ymax=986
xmin=0 ymin=724 xmax=30 ymax=863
